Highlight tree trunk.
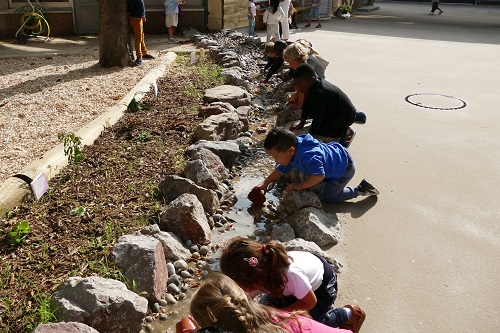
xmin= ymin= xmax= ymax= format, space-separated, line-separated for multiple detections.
xmin=99 ymin=0 xmax=134 ymax=68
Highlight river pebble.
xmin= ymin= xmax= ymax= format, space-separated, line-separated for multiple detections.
xmin=167 ymin=283 xmax=181 ymax=295
xmin=165 ymin=293 xmax=177 ymax=304
xmin=168 ymin=274 xmax=181 ymax=286
xmin=180 ymin=270 xmax=192 ymax=278
xmin=145 ymin=316 xmax=154 ymax=323
xmin=199 ymin=246 xmax=210 ymax=256
xmin=189 ymin=244 xmax=199 ymax=253
xmin=166 ymin=263 xmax=176 ymax=276
xmin=174 ymin=260 xmax=188 ymax=270
xmin=180 ymin=284 xmax=189 ymax=292
xmin=145 ymin=323 xmax=154 ymax=332
xmin=178 ymin=293 xmax=187 ymax=300
xmin=158 ymin=299 xmax=168 ymax=306
xmin=151 ymin=303 xmax=160 ymax=313
xmin=185 ymin=240 xmax=193 ymax=247
xmin=212 ymin=214 xmax=222 ymax=222
xmin=159 ymin=313 xmax=169 ymax=321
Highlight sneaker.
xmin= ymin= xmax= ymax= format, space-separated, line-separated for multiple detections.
xmin=340 ymin=305 xmax=366 ymax=333
xmin=304 ymin=23 xmax=311 ymax=27
xmin=339 ymin=127 xmax=356 ymax=148
xmin=429 ymin=12 xmax=435 ymax=15
xmin=316 ymin=24 xmax=322 ymax=28
xmin=356 ymin=179 xmax=379 ymax=196
xmin=135 ymin=58 xmax=142 ymax=65
xmin=167 ymin=38 xmax=177 ymax=44
xmin=142 ymin=54 xmax=156 ymax=59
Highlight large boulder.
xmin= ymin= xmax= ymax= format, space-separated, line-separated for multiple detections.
xmin=50 ymin=277 xmax=147 ymax=333
xmin=160 ymin=194 xmax=212 ymax=244
xmin=137 ymin=224 xmax=192 ymax=261
xmin=269 ymin=223 xmax=295 ymax=242
xmin=283 ymin=238 xmax=342 ymax=273
xmin=33 ymin=322 xmax=100 ymax=333
xmin=282 ymin=190 xmax=322 ymax=215
xmin=159 ymin=175 xmax=219 ymax=213
xmin=276 ymin=106 xmax=302 ymax=126
xmin=199 ymin=102 xmax=236 ymax=117
xmin=111 ymin=235 xmax=168 ymax=302
xmin=184 ymin=159 xmax=219 ymax=190
xmin=189 ymin=147 xmax=230 ymax=181
xmin=203 ymin=85 xmax=251 ymax=107
xmin=222 ymin=67 xmax=247 ymax=86
xmin=194 ymin=112 xmax=243 ymax=141
xmin=186 ymin=140 xmax=242 ymax=168
xmin=284 ymin=207 xmax=341 ymax=246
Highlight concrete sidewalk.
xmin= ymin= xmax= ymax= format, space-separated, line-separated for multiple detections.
xmin=278 ymin=2 xmax=500 ymax=333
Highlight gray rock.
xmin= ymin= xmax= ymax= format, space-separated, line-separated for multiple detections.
xmin=33 ymin=322 xmax=100 ymax=333
xmin=186 ymin=140 xmax=242 ymax=167
xmin=178 ymin=293 xmax=187 ymax=300
xmin=137 ymin=225 xmax=192 ymax=262
xmin=283 ymin=238 xmax=342 ymax=272
xmin=222 ymin=67 xmax=247 ymax=86
xmin=284 ymin=208 xmax=341 ymax=246
xmin=145 ymin=323 xmax=154 ymax=332
xmin=165 ymin=293 xmax=177 ymax=304
xmin=151 ymin=303 xmax=160 ymax=313
xmin=183 ymin=160 xmax=219 ymax=192
xmin=203 ymin=85 xmax=252 ymax=107
xmin=180 ymin=270 xmax=192 ymax=278
xmin=174 ymin=259 xmax=188 ymax=270
xmin=189 ymin=244 xmax=199 ymax=253
xmin=195 ymin=112 xmax=243 ymax=141
xmin=276 ymin=106 xmax=302 ymax=126
xmin=159 ymin=313 xmax=169 ymax=320
xmin=199 ymin=102 xmax=236 ymax=117
xmin=50 ymin=277 xmax=148 ymax=333
xmin=145 ymin=316 xmax=154 ymax=323
xmin=270 ymin=223 xmax=296 ymax=242
xmin=168 ymin=274 xmax=181 ymax=286
xmin=199 ymin=246 xmax=210 ymax=256
xmin=159 ymin=175 xmax=219 ymax=214
xmin=160 ymin=194 xmax=212 ymax=245
xmin=282 ymin=190 xmax=322 ymax=215
xmin=166 ymin=263 xmax=176 ymax=276
xmin=167 ymin=283 xmax=181 ymax=295
xmin=236 ymin=106 xmax=252 ymax=132
xmin=189 ymin=147 xmax=230 ymax=181
xmin=111 ymin=235 xmax=168 ymax=302
xmin=158 ymin=299 xmax=168 ymax=306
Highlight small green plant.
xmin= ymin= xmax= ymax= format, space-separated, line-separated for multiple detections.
xmin=184 ymin=83 xmax=203 ymax=100
xmin=339 ymin=4 xmax=352 ymax=13
xmin=136 ymin=131 xmax=152 ymax=142
xmin=126 ymin=98 xmax=151 ymax=113
xmin=8 ymin=220 xmax=30 ymax=246
xmin=70 ymin=206 xmax=86 ymax=217
xmin=58 ymin=132 xmax=84 ymax=166
xmin=173 ymin=147 xmax=188 ymax=174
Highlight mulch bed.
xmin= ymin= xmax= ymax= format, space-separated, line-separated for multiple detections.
xmin=0 ymin=55 xmax=223 ymax=333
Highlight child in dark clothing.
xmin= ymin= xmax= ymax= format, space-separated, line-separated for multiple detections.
xmin=290 ymin=63 xmax=357 ymax=148
xmin=256 ymin=128 xmax=379 ymax=203
xmin=262 ymin=40 xmax=289 ymax=83
xmin=127 ymin=0 xmax=155 ymax=65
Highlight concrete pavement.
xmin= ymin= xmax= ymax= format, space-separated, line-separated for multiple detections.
xmin=276 ymin=2 xmax=500 ymax=332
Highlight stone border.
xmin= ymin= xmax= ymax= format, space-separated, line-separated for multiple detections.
xmin=0 ymin=52 xmax=178 ymax=218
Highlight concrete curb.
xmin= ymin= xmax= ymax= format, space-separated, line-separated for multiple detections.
xmin=0 ymin=52 xmax=178 ymax=218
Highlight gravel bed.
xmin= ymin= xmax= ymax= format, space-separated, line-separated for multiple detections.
xmin=0 ymin=53 xmax=159 ymax=183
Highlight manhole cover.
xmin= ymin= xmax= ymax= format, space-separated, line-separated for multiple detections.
xmin=405 ymin=93 xmax=467 ymax=111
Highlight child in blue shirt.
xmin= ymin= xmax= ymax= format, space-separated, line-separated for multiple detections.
xmin=256 ymin=128 xmax=379 ymax=203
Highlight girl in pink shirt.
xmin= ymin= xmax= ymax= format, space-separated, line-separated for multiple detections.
xmin=190 ymin=272 xmax=352 ymax=333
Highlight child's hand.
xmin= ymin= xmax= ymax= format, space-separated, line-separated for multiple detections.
xmin=256 ymin=182 xmax=267 ymax=193
xmin=286 ymin=183 xmax=302 ymax=192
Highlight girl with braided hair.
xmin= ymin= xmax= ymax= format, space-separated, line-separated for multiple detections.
xmin=190 ymin=272 xmax=352 ymax=333
xmin=219 ymin=237 xmax=365 ymax=333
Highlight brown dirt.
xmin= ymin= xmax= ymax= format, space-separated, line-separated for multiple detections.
xmin=0 ymin=55 xmax=223 ymax=333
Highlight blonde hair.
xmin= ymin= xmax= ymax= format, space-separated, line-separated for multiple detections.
xmin=283 ymin=42 xmax=309 ymax=63
xmin=191 ymin=272 xmax=306 ymax=333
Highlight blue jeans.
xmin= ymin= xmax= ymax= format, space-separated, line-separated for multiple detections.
xmin=248 ymin=15 xmax=255 ymax=35
xmin=322 ymin=153 xmax=358 ymax=203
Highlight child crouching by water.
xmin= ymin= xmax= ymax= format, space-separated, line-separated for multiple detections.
xmin=191 ymin=272 xmax=354 ymax=333
xmin=219 ymin=237 xmax=366 ymax=333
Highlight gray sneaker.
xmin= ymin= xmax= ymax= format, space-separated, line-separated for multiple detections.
xmin=357 ymin=179 xmax=379 ymax=196
xmin=167 ymin=38 xmax=177 ymax=44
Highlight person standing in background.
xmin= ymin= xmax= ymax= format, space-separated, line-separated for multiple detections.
xmin=430 ymin=0 xmax=444 ymax=15
xmin=279 ymin=0 xmax=291 ymax=40
xmin=127 ymin=0 xmax=155 ymax=65
xmin=248 ymin=0 xmax=258 ymax=37
xmin=164 ymin=0 xmax=180 ymax=44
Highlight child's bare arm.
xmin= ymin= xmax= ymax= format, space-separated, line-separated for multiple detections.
xmin=286 ymin=174 xmax=325 ymax=192
xmin=282 ymin=290 xmax=317 ymax=312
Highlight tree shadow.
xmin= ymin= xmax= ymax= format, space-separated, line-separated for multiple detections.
xmin=323 ymin=195 xmax=378 ymax=219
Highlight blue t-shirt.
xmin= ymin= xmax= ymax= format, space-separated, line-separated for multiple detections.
xmin=165 ymin=0 xmax=180 ymax=14
xmin=276 ymin=134 xmax=349 ymax=182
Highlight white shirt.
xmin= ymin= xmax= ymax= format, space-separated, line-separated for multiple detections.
xmin=248 ymin=1 xmax=257 ymax=16
xmin=282 ymin=251 xmax=324 ymax=300
xmin=279 ymin=0 xmax=292 ymax=16
xmin=263 ymin=6 xmax=285 ymax=24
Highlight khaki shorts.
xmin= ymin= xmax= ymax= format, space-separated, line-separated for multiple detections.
xmin=165 ymin=13 xmax=178 ymax=27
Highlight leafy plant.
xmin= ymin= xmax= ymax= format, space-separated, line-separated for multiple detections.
xmin=126 ymin=98 xmax=151 ymax=113
xmin=8 ymin=221 xmax=30 ymax=246
xmin=339 ymin=4 xmax=352 ymax=13
xmin=70 ymin=206 xmax=86 ymax=217
xmin=136 ymin=131 xmax=152 ymax=142
xmin=58 ymin=132 xmax=84 ymax=166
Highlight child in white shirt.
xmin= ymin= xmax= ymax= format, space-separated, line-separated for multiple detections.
xmin=263 ymin=0 xmax=285 ymax=43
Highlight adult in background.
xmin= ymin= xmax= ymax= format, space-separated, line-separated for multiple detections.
xmin=430 ymin=0 xmax=444 ymax=15
xmin=127 ymin=0 xmax=155 ymax=65
xmin=279 ymin=0 xmax=291 ymax=40
xmin=164 ymin=0 xmax=180 ymax=44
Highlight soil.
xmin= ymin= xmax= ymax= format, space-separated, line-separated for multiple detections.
xmin=0 ymin=54 xmax=223 ymax=333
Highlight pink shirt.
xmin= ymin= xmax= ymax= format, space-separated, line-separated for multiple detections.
xmin=280 ymin=313 xmax=352 ymax=333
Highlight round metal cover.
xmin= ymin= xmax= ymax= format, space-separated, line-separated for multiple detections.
xmin=405 ymin=93 xmax=467 ymax=111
